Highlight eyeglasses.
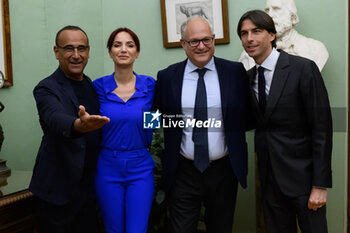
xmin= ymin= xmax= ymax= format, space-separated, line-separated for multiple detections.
xmin=57 ymin=45 xmax=89 ymax=53
xmin=184 ymin=36 xmax=214 ymax=47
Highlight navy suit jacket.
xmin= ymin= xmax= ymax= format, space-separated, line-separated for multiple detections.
xmin=154 ymin=57 xmax=249 ymax=192
xmin=29 ymin=68 xmax=100 ymax=205
xmin=247 ymin=50 xmax=332 ymax=196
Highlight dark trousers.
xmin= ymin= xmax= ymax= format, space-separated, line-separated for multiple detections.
xmin=37 ymin=184 xmax=98 ymax=233
xmin=262 ymin=162 xmax=328 ymax=233
xmin=168 ymin=155 xmax=238 ymax=233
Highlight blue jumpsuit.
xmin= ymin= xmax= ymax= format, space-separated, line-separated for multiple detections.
xmin=93 ymin=73 xmax=155 ymax=233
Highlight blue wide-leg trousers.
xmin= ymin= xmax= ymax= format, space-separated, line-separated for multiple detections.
xmin=95 ymin=148 xmax=154 ymax=233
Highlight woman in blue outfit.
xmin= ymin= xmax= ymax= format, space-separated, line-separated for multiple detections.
xmin=93 ymin=27 xmax=155 ymax=233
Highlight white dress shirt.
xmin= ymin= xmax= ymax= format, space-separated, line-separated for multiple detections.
xmin=180 ymin=58 xmax=227 ymax=160
xmin=252 ymin=48 xmax=280 ymax=100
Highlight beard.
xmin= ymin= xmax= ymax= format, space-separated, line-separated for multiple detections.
xmin=274 ymin=21 xmax=293 ymax=37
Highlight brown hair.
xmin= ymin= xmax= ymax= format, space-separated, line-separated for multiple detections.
xmin=106 ymin=27 xmax=140 ymax=52
xmin=237 ymin=10 xmax=277 ymax=48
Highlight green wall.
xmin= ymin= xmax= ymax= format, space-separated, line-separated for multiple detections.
xmin=0 ymin=0 xmax=347 ymax=232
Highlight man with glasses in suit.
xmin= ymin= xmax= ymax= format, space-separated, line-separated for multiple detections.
xmin=154 ymin=16 xmax=249 ymax=233
xmin=30 ymin=25 xmax=109 ymax=233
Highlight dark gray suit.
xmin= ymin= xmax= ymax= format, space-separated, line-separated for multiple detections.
xmin=247 ymin=50 xmax=332 ymax=233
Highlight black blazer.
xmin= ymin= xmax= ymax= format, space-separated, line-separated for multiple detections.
xmin=29 ymin=68 xmax=100 ymax=205
xmin=247 ymin=50 xmax=332 ymax=196
xmin=154 ymin=57 xmax=249 ymax=192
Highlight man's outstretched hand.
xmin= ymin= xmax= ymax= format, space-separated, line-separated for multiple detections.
xmin=74 ymin=105 xmax=110 ymax=133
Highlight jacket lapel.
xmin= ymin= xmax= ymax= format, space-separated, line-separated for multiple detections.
xmin=214 ymin=57 xmax=229 ymax=120
xmin=171 ymin=60 xmax=187 ymax=113
xmin=264 ymin=50 xmax=290 ymax=120
xmin=54 ymin=68 xmax=80 ymax=109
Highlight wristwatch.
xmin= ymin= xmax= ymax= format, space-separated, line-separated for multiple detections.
xmin=0 ymin=70 xmax=4 ymax=88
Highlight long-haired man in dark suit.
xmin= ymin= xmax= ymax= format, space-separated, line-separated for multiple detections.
xmin=237 ymin=10 xmax=332 ymax=233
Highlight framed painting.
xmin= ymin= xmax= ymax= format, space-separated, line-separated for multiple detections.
xmin=160 ymin=0 xmax=229 ymax=48
xmin=0 ymin=0 xmax=12 ymax=87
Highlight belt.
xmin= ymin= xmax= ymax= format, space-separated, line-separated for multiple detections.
xmin=178 ymin=154 xmax=229 ymax=166
xmin=100 ymin=147 xmax=149 ymax=158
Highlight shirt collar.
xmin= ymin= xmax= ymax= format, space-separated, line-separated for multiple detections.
xmin=256 ymin=48 xmax=280 ymax=71
xmin=133 ymin=72 xmax=148 ymax=98
xmin=103 ymin=74 xmax=117 ymax=94
xmin=103 ymin=72 xmax=148 ymax=96
xmin=184 ymin=57 xmax=215 ymax=75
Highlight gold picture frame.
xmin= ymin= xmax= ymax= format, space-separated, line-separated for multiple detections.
xmin=160 ymin=0 xmax=229 ymax=48
xmin=1 ymin=0 xmax=13 ymax=87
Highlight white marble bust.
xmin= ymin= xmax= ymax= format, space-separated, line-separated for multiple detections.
xmin=239 ymin=0 xmax=329 ymax=71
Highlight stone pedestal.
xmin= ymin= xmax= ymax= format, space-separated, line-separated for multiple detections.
xmin=0 ymin=159 xmax=10 ymax=176
xmin=0 ymin=159 xmax=11 ymax=192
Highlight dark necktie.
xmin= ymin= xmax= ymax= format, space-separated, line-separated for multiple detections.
xmin=192 ymin=68 xmax=209 ymax=173
xmin=258 ymin=66 xmax=266 ymax=113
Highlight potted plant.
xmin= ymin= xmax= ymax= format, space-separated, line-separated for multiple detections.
xmin=147 ymin=129 xmax=207 ymax=232
xmin=147 ymin=129 xmax=166 ymax=233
